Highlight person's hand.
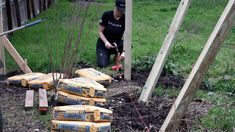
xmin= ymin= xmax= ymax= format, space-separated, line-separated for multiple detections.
xmin=117 ymin=52 xmax=125 ymax=62
xmin=120 ymin=51 xmax=125 ymax=58
xmin=105 ymin=41 xmax=115 ymax=49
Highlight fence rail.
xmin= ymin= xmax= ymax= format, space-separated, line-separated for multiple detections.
xmin=1 ymin=0 xmax=53 ymax=32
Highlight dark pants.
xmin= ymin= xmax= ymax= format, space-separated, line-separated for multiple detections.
xmin=96 ymin=39 xmax=123 ymax=68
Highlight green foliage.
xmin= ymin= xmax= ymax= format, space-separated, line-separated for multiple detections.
xmin=195 ymin=91 xmax=235 ymax=131
xmin=201 ymin=107 xmax=235 ymax=131
xmin=133 ymin=55 xmax=156 ymax=71
xmin=154 ymin=86 xmax=180 ymax=98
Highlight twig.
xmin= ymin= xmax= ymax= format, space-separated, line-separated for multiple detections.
xmin=128 ymin=94 xmax=149 ymax=130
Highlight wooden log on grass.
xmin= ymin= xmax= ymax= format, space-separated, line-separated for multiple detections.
xmin=160 ymin=0 xmax=235 ymax=131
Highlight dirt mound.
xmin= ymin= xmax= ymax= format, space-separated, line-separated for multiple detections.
xmin=131 ymin=68 xmax=185 ymax=88
xmin=105 ymin=92 xmax=173 ymax=131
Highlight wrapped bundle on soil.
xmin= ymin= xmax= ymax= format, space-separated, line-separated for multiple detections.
xmin=75 ymin=68 xmax=112 ymax=84
xmin=7 ymin=73 xmax=45 ymax=87
xmin=28 ymin=73 xmax=64 ymax=90
xmin=51 ymin=120 xmax=111 ymax=132
xmin=52 ymin=105 xmax=113 ymax=122
xmin=56 ymin=91 xmax=106 ymax=106
xmin=57 ymin=77 xmax=107 ymax=98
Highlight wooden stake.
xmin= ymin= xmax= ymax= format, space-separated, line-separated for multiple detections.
xmin=139 ymin=0 xmax=191 ymax=102
xmin=2 ymin=36 xmax=32 ymax=73
xmin=160 ymin=0 xmax=235 ymax=131
xmin=0 ymin=0 xmax=6 ymax=75
xmin=124 ymin=0 xmax=132 ymax=80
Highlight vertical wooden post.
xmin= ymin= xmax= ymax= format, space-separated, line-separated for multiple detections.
xmin=31 ymin=0 xmax=35 ymax=17
xmin=43 ymin=0 xmax=46 ymax=10
xmin=0 ymin=0 xmax=6 ymax=75
xmin=6 ymin=0 xmax=13 ymax=30
xmin=139 ymin=0 xmax=191 ymax=102
xmin=48 ymin=0 xmax=51 ymax=8
xmin=39 ymin=0 xmax=41 ymax=13
xmin=14 ymin=0 xmax=21 ymax=27
xmin=160 ymin=0 xmax=235 ymax=131
xmin=26 ymin=0 xmax=31 ymax=19
xmin=124 ymin=0 xmax=132 ymax=80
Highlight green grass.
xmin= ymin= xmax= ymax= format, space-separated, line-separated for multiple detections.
xmin=5 ymin=0 xmax=235 ymax=130
xmin=196 ymin=91 xmax=235 ymax=131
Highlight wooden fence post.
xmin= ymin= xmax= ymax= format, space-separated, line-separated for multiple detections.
xmin=39 ymin=0 xmax=41 ymax=13
xmin=48 ymin=0 xmax=51 ymax=7
xmin=31 ymin=0 xmax=35 ymax=17
xmin=124 ymin=0 xmax=132 ymax=80
xmin=0 ymin=0 xmax=6 ymax=75
xmin=160 ymin=0 xmax=235 ymax=131
xmin=43 ymin=0 xmax=46 ymax=10
xmin=139 ymin=0 xmax=191 ymax=102
xmin=14 ymin=0 xmax=21 ymax=27
xmin=26 ymin=0 xmax=31 ymax=19
xmin=6 ymin=0 xmax=13 ymax=30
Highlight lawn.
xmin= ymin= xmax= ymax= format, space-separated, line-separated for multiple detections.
xmin=4 ymin=0 xmax=235 ymax=131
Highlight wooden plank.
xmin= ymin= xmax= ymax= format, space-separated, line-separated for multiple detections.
xmin=2 ymin=36 xmax=32 ymax=73
xmin=26 ymin=0 xmax=31 ymax=19
xmin=25 ymin=90 xmax=34 ymax=108
xmin=124 ymin=0 xmax=132 ymax=80
xmin=6 ymin=0 xmax=13 ymax=30
xmin=18 ymin=0 xmax=27 ymax=24
xmin=39 ymin=88 xmax=48 ymax=112
xmin=160 ymin=0 xmax=235 ymax=131
xmin=139 ymin=0 xmax=191 ymax=102
xmin=0 ymin=0 xmax=6 ymax=75
xmin=13 ymin=0 xmax=21 ymax=27
xmin=43 ymin=0 xmax=46 ymax=10
xmin=47 ymin=0 xmax=51 ymax=8
xmin=31 ymin=0 xmax=35 ymax=17
xmin=39 ymin=0 xmax=41 ymax=13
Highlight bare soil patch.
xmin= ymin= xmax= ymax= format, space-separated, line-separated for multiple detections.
xmin=0 ymin=67 xmax=211 ymax=132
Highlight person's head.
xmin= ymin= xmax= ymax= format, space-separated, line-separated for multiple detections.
xmin=115 ymin=0 xmax=125 ymax=13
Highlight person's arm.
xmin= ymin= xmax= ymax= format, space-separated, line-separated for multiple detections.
xmin=98 ymin=25 xmax=114 ymax=49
